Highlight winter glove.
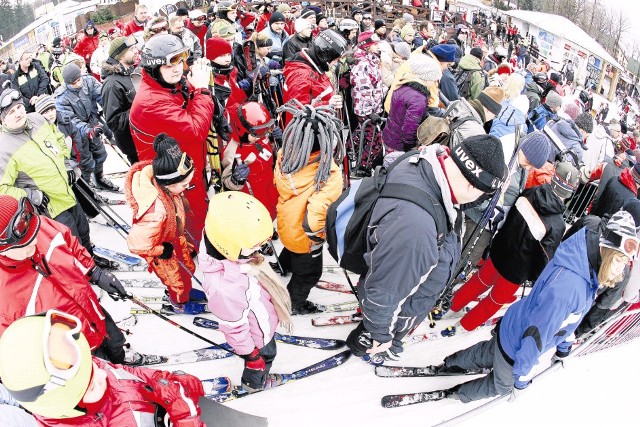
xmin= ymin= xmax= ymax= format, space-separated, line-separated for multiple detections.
xmin=27 ymin=190 xmax=50 ymax=215
xmin=551 ymin=347 xmax=571 ymax=365
xmin=86 ymin=125 xmax=104 ymax=139
xmin=267 ymin=59 xmax=281 ymax=70
xmin=237 ymin=79 xmax=251 ymax=91
xmin=230 ymin=163 xmax=250 ymax=186
xmin=144 ymin=370 xmax=204 ymax=426
xmin=241 ymin=347 xmax=266 ymax=371
xmin=67 ymin=167 xmax=82 ymax=185
xmin=159 ymin=242 xmax=174 ymax=260
xmin=258 ymin=66 xmax=269 ymax=80
xmin=370 ymin=113 xmax=382 ymax=124
xmin=90 ymin=266 xmax=128 ymax=298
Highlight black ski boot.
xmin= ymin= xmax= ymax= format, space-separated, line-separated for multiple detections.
xmin=93 ymin=254 xmax=119 ymax=270
xmin=443 ymin=384 xmax=462 ymax=400
xmin=269 ymin=261 xmax=288 ymax=276
xmin=93 ymin=173 xmax=120 ymax=192
xmin=291 ymin=300 xmax=323 ymax=316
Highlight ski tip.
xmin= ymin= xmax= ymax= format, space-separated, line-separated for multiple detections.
xmin=380 ymin=395 xmax=404 ymax=408
xmin=374 ymin=365 xmax=394 ymax=377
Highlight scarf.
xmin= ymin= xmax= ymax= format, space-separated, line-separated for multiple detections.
xmin=247 ymin=255 xmax=292 ymax=332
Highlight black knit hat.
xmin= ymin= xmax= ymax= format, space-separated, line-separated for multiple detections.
xmin=374 ymin=19 xmax=386 ymax=31
xmin=176 ymin=8 xmax=189 ymax=17
xmin=269 ymin=12 xmax=286 ymax=25
xmin=451 ymin=135 xmax=507 ymax=193
xmin=470 ymin=47 xmax=484 ymax=60
xmin=152 ymin=133 xmax=194 ymax=185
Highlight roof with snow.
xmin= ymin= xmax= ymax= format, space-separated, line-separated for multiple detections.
xmin=504 ymin=9 xmax=623 ymax=71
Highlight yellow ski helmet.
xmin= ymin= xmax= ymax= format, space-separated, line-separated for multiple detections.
xmin=0 ymin=310 xmax=93 ymax=419
xmin=204 ymin=191 xmax=273 ymax=261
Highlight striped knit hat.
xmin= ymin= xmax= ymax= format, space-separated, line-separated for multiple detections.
xmin=600 ymin=210 xmax=639 ymax=260
xmin=34 ymin=95 xmax=55 ymax=115
xmin=550 ymin=161 xmax=579 ymax=199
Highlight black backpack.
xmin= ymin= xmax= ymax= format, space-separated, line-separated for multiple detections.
xmin=326 ymin=151 xmax=450 ymax=275
xmin=454 ymin=68 xmax=487 ymax=99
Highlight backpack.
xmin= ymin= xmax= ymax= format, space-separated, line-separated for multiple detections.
xmin=326 ymin=151 xmax=450 ymax=275
xmin=454 ymin=68 xmax=487 ymax=99
xmin=416 ymin=100 xmax=483 ymax=148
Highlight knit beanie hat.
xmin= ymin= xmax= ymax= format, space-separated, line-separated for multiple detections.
xmin=351 ymin=8 xmax=363 ymax=18
xmin=0 ymin=195 xmax=40 ymax=253
xmin=108 ymin=37 xmax=130 ymax=61
xmin=633 ymin=163 xmax=640 ymax=186
xmin=357 ymin=31 xmax=379 ymax=50
xmin=374 ymin=19 xmax=386 ymax=31
xmin=205 ymin=37 xmax=233 ymax=61
xmin=452 ymin=134 xmax=507 ymax=193
xmin=152 ymin=133 xmax=194 ymax=185
xmin=316 ymin=14 xmax=326 ymax=25
xmin=34 ymin=95 xmax=55 ymax=115
xmin=62 ymin=63 xmax=82 ymax=85
xmin=400 ymin=24 xmax=415 ymax=39
xmin=545 ymin=91 xmax=562 ymax=109
xmin=407 ymin=54 xmax=442 ymax=82
xmin=574 ymin=112 xmax=594 ymax=133
xmin=496 ymin=63 xmax=512 ymax=75
xmin=520 ymin=131 xmax=551 ymax=169
xmin=300 ymin=8 xmax=316 ymax=19
xmin=600 ymin=210 xmax=638 ymax=260
xmin=269 ymin=12 xmax=286 ymax=25
xmin=393 ymin=42 xmax=411 ymax=60
xmin=402 ymin=13 xmax=414 ymax=24
xmin=430 ymin=44 xmax=456 ymax=63
xmin=550 ymin=161 xmax=579 ymax=199
xmin=477 ymin=87 xmax=505 ymax=116
xmin=470 ymin=47 xmax=484 ymax=60
xmin=176 ymin=8 xmax=189 ymax=17
xmin=623 ymin=199 xmax=640 ymax=231
xmin=562 ymin=103 xmax=580 ymax=121
xmin=295 ymin=18 xmax=312 ymax=33
xmin=277 ymin=4 xmax=291 ymax=13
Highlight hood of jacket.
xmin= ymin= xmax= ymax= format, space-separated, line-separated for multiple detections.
xmin=618 ymin=167 xmax=639 ymax=195
xmin=531 ymin=183 xmax=566 ymax=216
xmin=446 ymin=97 xmax=483 ymax=125
xmin=125 ymin=161 xmax=159 ymax=219
xmin=550 ymin=119 xmax=582 ymax=145
xmin=458 ymin=54 xmax=482 ymax=71
xmin=551 ymin=227 xmax=599 ymax=288
xmin=100 ymin=57 xmax=132 ymax=79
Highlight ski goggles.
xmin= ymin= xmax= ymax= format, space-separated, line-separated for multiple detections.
xmin=155 ymin=152 xmax=194 ymax=181
xmin=0 ymin=89 xmax=22 ymax=110
xmin=12 ymin=310 xmax=84 ymax=403
xmin=167 ymin=49 xmax=190 ymax=66
xmin=602 ymin=229 xmax=640 ymax=261
xmin=0 ymin=197 xmax=39 ymax=248
xmin=109 ymin=35 xmax=137 ymax=59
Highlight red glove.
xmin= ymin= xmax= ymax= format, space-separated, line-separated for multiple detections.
xmin=241 ymin=347 xmax=265 ymax=371
xmin=144 ymin=370 xmax=204 ymax=424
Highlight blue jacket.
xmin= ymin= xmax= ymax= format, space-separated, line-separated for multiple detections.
xmin=527 ymin=104 xmax=557 ymax=133
xmin=490 ymin=102 xmax=527 ymax=139
xmin=440 ymin=68 xmax=459 ymax=103
xmin=55 ymin=75 xmax=103 ymax=141
xmin=498 ymin=227 xmax=599 ymax=389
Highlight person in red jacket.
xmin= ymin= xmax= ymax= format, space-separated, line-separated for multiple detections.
xmin=255 ymin=1 xmax=275 ymax=32
xmin=186 ymin=9 xmax=208 ymax=48
xmin=283 ymin=29 xmax=348 ymax=121
xmin=123 ymin=3 xmax=149 ymax=36
xmin=0 ymin=310 xmax=206 ymax=426
xmin=0 ymin=195 xmax=159 ymax=366
xmin=222 ymin=102 xmax=278 ymax=220
xmin=74 ymin=20 xmax=100 ymax=73
xmin=130 ymin=34 xmax=214 ymax=244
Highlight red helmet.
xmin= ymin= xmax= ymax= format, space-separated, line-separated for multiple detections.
xmin=233 ymin=102 xmax=274 ymax=139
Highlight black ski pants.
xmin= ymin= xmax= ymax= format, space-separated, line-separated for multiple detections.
xmin=54 ymin=203 xmax=92 ymax=254
xmin=93 ymin=306 xmax=126 ymax=364
xmin=280 ymin=247 xmax=323 ymax=308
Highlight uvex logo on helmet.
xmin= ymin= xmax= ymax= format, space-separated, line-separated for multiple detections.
xmin=454 ymin=146 xmax=482 ymax=178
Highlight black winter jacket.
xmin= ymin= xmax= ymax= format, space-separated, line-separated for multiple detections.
xmin=283 ymin=33 xmax=311 ymax=62
xmin=100 ymin=59 xmax=136 ymax=151
xmin=490 ymin=184 xmax=566 ymax=284
xmin=10 ymin=62 xmax=50 ymax=112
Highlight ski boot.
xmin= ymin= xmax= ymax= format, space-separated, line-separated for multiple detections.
xmin=93 ymin=254 xmax=119 ymax=270
xmin=291 ymin=300 xmax=323 ymax=316
xmin=441 ymin=325 xmax=460 ymax=337
xmin=92 ymin=173 xmax=120 ymax=192
xmin=164 ymin=289 xmax=207 ymax=304
xmin=269 ymin=261 xmax=288 ymax=276
xmin=163 ymin=300 xmax=207 ymax=315
xmin=123 ymin=349 xmax=168 ymax=366
xmin=260 ymin=242 xmax=274 ymax=256
xmin=241 ymin=374 xmax=284 ymax=394
xmin=364 ymin=348 xmax=402 ymax=366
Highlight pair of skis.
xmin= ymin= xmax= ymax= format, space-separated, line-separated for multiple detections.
xmin=192 ymin=317 xmax=346 ymax=351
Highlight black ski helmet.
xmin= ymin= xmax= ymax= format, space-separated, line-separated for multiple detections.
xmin=311 ymin=29 xmax=348 ymax=64
xmin=140 ymin=34 xmax=190 ymax=73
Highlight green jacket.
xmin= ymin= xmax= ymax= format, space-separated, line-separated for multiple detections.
xmin=458 ymin=54 xmax=487 ymax=100
xmin=0 ymin=113 xmax=76 ymax=218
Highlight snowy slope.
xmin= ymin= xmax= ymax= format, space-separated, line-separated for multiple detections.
xmin=98 ymin=146 xmax=640 ymax=427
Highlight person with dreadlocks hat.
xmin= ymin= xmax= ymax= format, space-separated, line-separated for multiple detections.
xmin=222 ymin=102 xmax=279 ymax=220
xmin=125 ymin=134 xmax=207 ymax=314
xmin=200 ymin=192 xmax=292 ymax=393
xmin=274 ymin=101 xmax=344 ymax=315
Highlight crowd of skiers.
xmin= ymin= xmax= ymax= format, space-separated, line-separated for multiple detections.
xmin=0 ymin=1 xmax=639 ymax=424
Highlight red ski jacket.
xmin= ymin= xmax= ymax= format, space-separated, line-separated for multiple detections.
xmin=74 ymin=32 xmax=100 ymax=64
xmin=0 ymin=216 xmax=106 ymax=349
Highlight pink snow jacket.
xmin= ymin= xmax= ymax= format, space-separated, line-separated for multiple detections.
xmin=198 ymin=245 xmax=278 ymax=355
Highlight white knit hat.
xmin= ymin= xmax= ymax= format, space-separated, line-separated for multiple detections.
xmin=295 ymin=18 xmax=312 ymax=33
xmin=408 ymin=54 xmax=442 ymax=82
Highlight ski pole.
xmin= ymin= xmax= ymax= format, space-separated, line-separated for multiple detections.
xmin=115 ymin=292 xmax=239 ymax=357
xmin=100 ymin=134 xmax=132 ymax=169
xmin=74 ymin=179 xmax=129 ymax=239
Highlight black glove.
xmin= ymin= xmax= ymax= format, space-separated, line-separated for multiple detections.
xmin=90 ymin=266 xmax=127 ymax=297
xmin=231 ymin=163 xmax=250 ymax=186
xmin=30 ymin=191 xmax=50 ymax=215
xmin=159 ymin=242 xmax=174 ymax=260
xmin=271 ymin=126 xmax=283 ymax=146
xmin=370 ymin=113 xmax=382 ymax=124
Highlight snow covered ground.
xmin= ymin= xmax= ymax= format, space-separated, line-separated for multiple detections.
xmin=97 ymin=146 xmax=640 ymax=427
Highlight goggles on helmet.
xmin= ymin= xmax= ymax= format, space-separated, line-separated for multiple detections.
xmin=11 ymin=310 xmax=83 ymax=403
xmin=602 ymin=228 xmax=640 ymax=261
xmin=237 ymin=106 xmax=275 ymax=138
xmin=168 ymin=49 xmax=189 ymax=66
xmin=0 ymin=197 xmax=37 ymax=247
xmin=1 ymin=89 xmax=22 ymax=110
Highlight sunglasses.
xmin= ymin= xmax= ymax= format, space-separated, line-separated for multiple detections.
xmin=0 ymin=197 xmax=37 ymax=247
xmin=193 ymin=16 xmax=206 ymax=22
xmin=1 ymin=89 xmax=21 ymax=109
xmin=11 ymin=310 xmax=83 ymax=403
